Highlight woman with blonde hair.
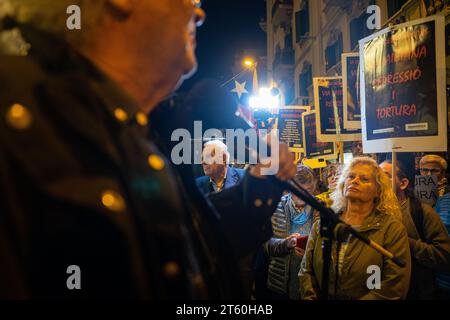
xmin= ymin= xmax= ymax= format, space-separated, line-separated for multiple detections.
xmin=299 ymin=157 xmax=411 ymax=300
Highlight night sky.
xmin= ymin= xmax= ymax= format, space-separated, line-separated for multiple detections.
xmin=181 ymin=0 xmax=267 ymax=91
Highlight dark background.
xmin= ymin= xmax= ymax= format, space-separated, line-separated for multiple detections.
xmin=180 ymin=0 xmax=267 ymax=92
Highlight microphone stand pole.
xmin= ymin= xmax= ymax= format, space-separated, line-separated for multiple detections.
xmin=220 ymin=68 xmax=252 ymax=88
xmin=267 ymin=176 xmax=406 ymax=300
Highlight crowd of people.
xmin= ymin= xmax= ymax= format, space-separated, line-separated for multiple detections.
xmin=198 ymin=141 xmax=450 ymax=300
xmin=0 ymin=0 xmax=449 ymax=300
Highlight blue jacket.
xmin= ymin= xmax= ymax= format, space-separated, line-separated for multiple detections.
xmin=196 ymin=167 xmax=246 ymax=194
xmin=435 ymin=193 xmax=450 ymax=291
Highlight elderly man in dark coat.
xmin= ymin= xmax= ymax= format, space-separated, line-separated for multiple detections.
xmin=0 ymin=0 xmax=296 ymax=299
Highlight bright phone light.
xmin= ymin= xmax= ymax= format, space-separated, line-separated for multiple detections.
xmin=249 ymin=87 xmax=280 ymax=110
xmin=249 ymin=96 xmax=259 ymax=109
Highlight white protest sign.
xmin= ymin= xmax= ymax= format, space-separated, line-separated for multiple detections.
xmin=414 ymin=175 xmax=438 ymax=205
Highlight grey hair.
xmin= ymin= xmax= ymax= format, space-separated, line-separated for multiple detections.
xmin=420 ymin=154 xmax=448 ymax=171
xmin=1 ymin=0 xmax=106 ymax=45
xmin=203 ymin=140 xmax=230 ymax=164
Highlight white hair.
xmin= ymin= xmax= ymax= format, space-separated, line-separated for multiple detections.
xmin=203 ymin=140 xmax=230 ymax=165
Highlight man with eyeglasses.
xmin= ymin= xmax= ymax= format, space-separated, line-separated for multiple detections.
xmin=419 ymin=154 xmax=449 ymax=198
xmin=419 ymin=155 xmax=450 ymax=299
xmin=0 ymin=0 xmax=296 ymax=299
xmin=380 ymin=160 xmax=450 ymax=299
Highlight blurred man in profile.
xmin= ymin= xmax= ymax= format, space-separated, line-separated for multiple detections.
xmin=0 ymin=0 xmax=296 ymax=299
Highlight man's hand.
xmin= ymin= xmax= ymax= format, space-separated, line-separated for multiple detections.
xmin=285 ymin=233 xmax=300 ymax=249
xmin=294 ymin=247 xmax=305 ymax=258
xmin=250 ymin=143 xmax=296 ymax=181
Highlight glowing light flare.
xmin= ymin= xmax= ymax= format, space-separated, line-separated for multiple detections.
xmin=243 ymin=58 xmax=255 ymax=69
xmin=248 ymin=87 xmax=280 ymax=110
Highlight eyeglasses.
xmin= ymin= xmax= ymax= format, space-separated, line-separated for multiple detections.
xmin=191 ymin=0 xmax=205 ymax=27
xmin=420 ymin=168 xmax=441 ymax=174
xmin=192 ymin=0 xmax=202 ymax=8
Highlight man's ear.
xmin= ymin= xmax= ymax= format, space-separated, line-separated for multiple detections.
xmin=399 ymin=178 xmax=409 ymax=191
xmin=107 ymin=0 xmax=134 ymax=18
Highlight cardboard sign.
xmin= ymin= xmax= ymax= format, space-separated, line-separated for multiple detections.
xmin=342 ymin=53 xmax=361 ymax=130
xmin=313 ymin=77 xmax=361 ymax=142
xmin=278 ymin=106 xmax=310 ymax=152
xmin=359 ymin=15 xmax=447 ymax=153
xmin=301 ymin=111 xmax=337 ymax=160
xmin=414 ymin=175 xmax=438 ymax=205
xmin=302 ymin=158 xmax=327 ymax=169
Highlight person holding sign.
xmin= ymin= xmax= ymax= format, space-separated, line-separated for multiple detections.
xmin=380 ymin=160 xmax=450 ymax=299
xmin=299 ymin=157 xmax=411 ymax=300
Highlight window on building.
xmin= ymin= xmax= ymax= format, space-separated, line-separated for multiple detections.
xmin=387 ymin=0 xmax=408 ymax=18
xmin=325 ymin=32 xmax=343 ymax=71
xmin=285 ymin=32 xmax=293 ymax=50
xmin=295 ymin=0 xmax=309 ymax=43
xmin=285 ymin=86 xmax=295 ymax=105
xmin=349 ymin=10 xmax=373 ymax=50
xmin=299 ymin=62 xmax=312 ymax=97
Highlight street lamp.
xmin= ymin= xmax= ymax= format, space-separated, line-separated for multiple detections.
xmin=243 ymin=58 xmax=255 ymax=68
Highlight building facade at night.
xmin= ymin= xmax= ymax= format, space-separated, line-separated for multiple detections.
xmin=265 ymin=0 xmax=450 ymax=107
xmin=266 ymin=0 xmax=296 ymax=106
xmin=265 ymin=0 xmax=450 ymax=157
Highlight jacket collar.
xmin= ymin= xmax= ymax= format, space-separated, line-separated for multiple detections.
xmin=357 ymin=211 xmax=386 ymax=232
xmin=224 ymin=167 xmax=240 ymax=189
xmin=338 ymin=209 xmax=385 ymax=233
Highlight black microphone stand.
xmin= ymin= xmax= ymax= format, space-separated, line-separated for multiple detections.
xmin=267 ymin=176 xmax=406 ymax=300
